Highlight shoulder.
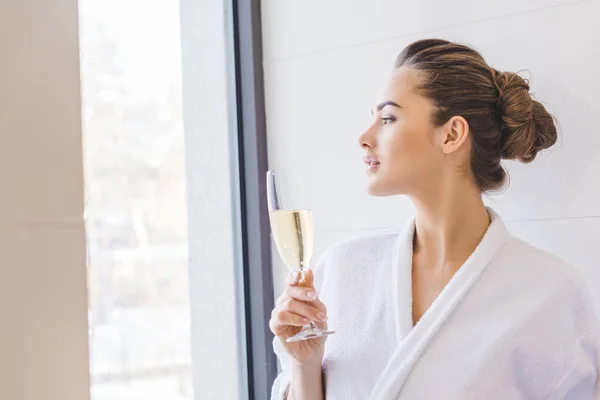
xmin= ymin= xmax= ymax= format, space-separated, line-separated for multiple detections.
xmin=312 ymin=228 xmax=401 ymax=284
xmin=500 ymin=234 xmax=598 ymax=331
xmin=503 ymin=235 xmax=588 ymax=293
xmin=320 ymin=228 xmax=401 ymax=264
xmin=486 ymin=231 xmax=600 ymax=397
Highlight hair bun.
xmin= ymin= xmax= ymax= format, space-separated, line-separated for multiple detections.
xmin=494 ymin=71 xmax=557 ymax=163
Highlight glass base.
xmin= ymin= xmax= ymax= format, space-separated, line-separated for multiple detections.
xmin=286 ymin=324 xmax=336 ymax=343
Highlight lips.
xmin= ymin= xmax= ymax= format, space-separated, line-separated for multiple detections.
xmin=363 ymin=155 xmax=380 ymax=166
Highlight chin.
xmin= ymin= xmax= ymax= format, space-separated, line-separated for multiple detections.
xmin=366 ymin=181 xmax=399 ymax=197
xmin=366 ymin=172 xmax=410 ymax=196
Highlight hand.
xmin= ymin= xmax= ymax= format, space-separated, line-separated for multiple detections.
xmin=269 ymin=269 xmax=329 ymax=366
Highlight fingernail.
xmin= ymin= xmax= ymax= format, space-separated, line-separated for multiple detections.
xmin=292 ymin=271 xmax=299 ymax=282
xmin=307 ymin=291 xmax=318 ymax=299
xmin=317 ymin=313 xmax=327 ymax=321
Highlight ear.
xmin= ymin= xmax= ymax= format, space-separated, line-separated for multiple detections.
xmin=440 ymin=116 xmax=469 ymax=155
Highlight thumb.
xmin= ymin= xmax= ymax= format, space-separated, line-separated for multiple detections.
xmin=297 ymin=269 xmax=314 ymax=288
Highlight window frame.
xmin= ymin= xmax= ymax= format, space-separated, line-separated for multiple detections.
xmin=229 ymin=0 xmax=277 ymax=398
xmin=179 ymin=0 xmax=275 ymax=397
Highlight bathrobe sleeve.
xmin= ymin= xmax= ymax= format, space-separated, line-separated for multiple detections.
xmin=542 ymin=282 xmax=600 ymax=400
xmin=545 ymin=330 xmax=600 ymax=399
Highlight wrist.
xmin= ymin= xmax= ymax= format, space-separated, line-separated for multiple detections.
xmin=292 ymin=355 xmax=322 ymax=370
xmin=292 ymin=349 xmax=323 ymax=369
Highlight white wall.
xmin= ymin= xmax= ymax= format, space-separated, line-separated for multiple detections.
xmin=0 ymin=1 xmax=90 ymax=399
xmin=262 ymin=0 xmax=600 ymax=310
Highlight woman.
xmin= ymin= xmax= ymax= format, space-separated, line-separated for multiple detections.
xmin=269 ymin=39 xmax=600 ymax=399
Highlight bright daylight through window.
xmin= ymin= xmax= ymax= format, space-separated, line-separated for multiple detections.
xmin=79 ymin=0 xmax=243 ymax=399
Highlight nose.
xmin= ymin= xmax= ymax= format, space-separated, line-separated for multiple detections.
xmin=358 ymin=124 xmax=376 ymax=150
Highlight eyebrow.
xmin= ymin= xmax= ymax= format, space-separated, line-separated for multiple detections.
xmin=371 ymin=100 xmax=401 ymax=115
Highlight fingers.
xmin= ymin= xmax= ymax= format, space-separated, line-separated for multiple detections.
xmin=275 ymin=291 xmax=327 ymax=314
xmin=270 ymin=308 xmax=311 ymax=329
xmin=270 ymin=270 xmax=328 ymax=336
xmin=284 ymin=298 xmax=326 ymax=322
xmin=269 ymin=305 xmax=311 ymax=336
xmin=277 ymin=285 xmax=318 ymax=304
xmin=269 ymin=298 xmax=328 ymax=335
xmin=276 ymin=298 xmax=325 ymax=324
xmin=311 ymin=297 xmax=327 ymax=314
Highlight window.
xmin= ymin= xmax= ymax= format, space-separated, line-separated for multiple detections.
xmin=80 ymin=0 xmax=273 ymax=398
xmin=80 ymin=0 xmax=194 ymax=398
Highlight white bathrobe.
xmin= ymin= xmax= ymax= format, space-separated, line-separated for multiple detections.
xmin=271 ymin=210 xmax=600 ymax=399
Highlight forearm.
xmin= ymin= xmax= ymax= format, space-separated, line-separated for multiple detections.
xmin=287 ymin=362 xmax=324 ymax=400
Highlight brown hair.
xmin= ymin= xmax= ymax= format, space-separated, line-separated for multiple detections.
xmin=395 ymin=39 xmax=557 ymax=192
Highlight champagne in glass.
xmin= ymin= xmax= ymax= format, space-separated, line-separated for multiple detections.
xmin=267 ymin=169 xmax=335 ymax=342
xmin=269 ymin=209 xmax=314 ymax=272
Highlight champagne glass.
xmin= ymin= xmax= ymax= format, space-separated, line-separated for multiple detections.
xmin=267 ymin=168 xmax=335 ymax=342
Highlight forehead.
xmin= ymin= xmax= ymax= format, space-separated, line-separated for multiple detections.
xmin=375 ymin=66 xmax=424 ymax=105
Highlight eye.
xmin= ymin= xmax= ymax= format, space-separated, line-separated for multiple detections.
xmin=380 ymin=116 xmax=395 ymax=126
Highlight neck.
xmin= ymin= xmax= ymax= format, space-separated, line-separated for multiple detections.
xmin=410 ymin=180 xmax=490 ymax=269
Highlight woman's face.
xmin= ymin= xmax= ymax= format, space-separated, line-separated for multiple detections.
xmin=359 ymin=67 xmax=448 ymax=197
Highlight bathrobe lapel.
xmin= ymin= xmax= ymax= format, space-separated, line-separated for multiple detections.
xmin=369 ymin=210 xmax=509 ymax=400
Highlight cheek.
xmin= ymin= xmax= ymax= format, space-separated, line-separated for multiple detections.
xmin=366 ymin=121 xmax=440 ymax=196
xmin=379 ymin=125 xmax=441 ymax=191
xmin=383 ymin=127 xmax=432 ymax=170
